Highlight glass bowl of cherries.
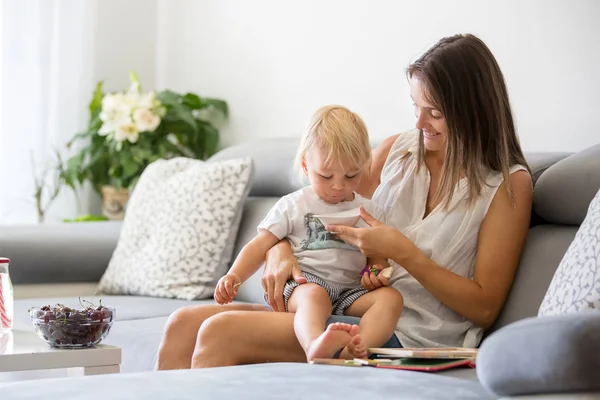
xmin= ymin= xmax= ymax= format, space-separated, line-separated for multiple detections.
xmin=29 ymin=299 xmax=115 ymax=348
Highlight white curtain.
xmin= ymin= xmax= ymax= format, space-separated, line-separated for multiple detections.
xmin=1 ymin=0 xmax=98 ymax=224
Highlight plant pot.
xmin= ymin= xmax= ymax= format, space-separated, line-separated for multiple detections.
xmin=101 ymin=185 xmax=130 ymax=220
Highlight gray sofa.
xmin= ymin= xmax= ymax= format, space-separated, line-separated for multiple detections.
xmin=1 ymin=138 xmax=599 ymax=399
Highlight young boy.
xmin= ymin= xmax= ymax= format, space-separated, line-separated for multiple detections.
xmin=214 ymin=105 xmax=403 ymax=361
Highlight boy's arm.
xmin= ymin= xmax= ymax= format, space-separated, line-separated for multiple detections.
xmin=229 ymin=230 xmax=282 ymax=283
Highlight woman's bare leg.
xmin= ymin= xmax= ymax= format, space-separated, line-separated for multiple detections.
xmin=191 ymin=310 xmax=307 ymax=368
xmin=156 ymin=303 xmax=269 ymax=370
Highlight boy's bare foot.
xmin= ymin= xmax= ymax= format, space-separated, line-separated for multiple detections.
xmin=345 ymin=333 xmax=368 ymax=359
xmin=306 ymin=323 xmax=358 ymax=362
xmin=332 ymin=325 xmax=363 ymax=360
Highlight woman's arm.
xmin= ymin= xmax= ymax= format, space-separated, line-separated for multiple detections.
xmin=327 ymin=170 xmax=532 ymax=329
xmin=356 ymin=134 xmax=400 ymax=199
xmin=262 ymin=240 xmax=306 ymax=312
xmin=392 ymin=171 xmax=533 ymax=328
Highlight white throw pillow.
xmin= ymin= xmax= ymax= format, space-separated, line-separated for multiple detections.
xmin=98 ymin=157 xmax=254 ymax=300
xmin=538 ymin=188 xmax=600 ymax=316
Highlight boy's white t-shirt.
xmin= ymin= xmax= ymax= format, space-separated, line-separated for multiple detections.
xmin=257 ymin=186 xmax=373 ymax=288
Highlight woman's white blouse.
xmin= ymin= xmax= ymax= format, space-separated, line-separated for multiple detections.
xmin=371 ymin=129 xmax=526 ymax=348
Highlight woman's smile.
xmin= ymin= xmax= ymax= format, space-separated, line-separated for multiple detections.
xmin=424 ymin=130 xmax=442 ymax=139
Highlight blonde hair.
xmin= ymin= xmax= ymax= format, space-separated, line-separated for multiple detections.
xmin=294 ymin=105 xmax=371 ymax=178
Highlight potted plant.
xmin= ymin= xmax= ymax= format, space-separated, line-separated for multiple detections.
xmin=61 ymin=72 xmax=228 ymax=220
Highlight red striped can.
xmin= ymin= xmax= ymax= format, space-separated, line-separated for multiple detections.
xmin=0 ymin=257 xmax=13 ymax=331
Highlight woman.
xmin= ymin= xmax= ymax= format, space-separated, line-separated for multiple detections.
xmin=156 ymin=33 xmax=533 ymax=369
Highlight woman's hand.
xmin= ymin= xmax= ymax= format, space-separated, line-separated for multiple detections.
xmin=326 ymin=207 xmax=418 ymax=263
xmin=262 ymin=240 xmax=307 ymax=312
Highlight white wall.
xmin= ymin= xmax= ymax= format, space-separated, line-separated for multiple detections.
xmin=0 ymin=0 xmax=158 ymax=223
xmin=3 ymin=0 xmax=598 ymax=223
xmin=74 ymin=0 xmax=159 ymax=219
xmin=156 ymin=0 xmax=600 ymax=152
xmin=94 ymin=0 xmax=158 ymax=93
xmin=52 ymin=0 xmax=159 ymax=222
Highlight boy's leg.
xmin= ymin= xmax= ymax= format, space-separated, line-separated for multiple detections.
xmin=288 ymin=283 xmax=359 ymax=361
xmin=342 ymin=287 xmax=404 ymax=357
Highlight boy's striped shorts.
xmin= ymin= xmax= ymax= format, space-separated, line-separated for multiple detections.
xmin=265 ymin=271 xmax=368 ymax=315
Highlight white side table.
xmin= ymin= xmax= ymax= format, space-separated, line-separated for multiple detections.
xmin=0 ymin=330 xmax=121 ymax=378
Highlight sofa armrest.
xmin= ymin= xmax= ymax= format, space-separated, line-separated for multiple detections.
xmin=0 ymin=222 xmax=121 ymax=284
xmin=477 ymin=312 xmax=600 ymax=397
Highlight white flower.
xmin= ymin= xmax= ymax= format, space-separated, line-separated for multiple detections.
xmin=99 ymin=94 xmax=132 ymax=136
xmin=103 ymin=93 xmax=132 ymax=113
xmin=98 ymin=122 xmax=113 ymax=136
xmin=101 ymin=94 xmax=118 ymax=112
xmin=114 ymin=123 xmax=139 ymax=143
xmin=133 ymin=108 xmax=161 ymax=133
xmin=97 ymin=83 xmax=162 ymax=140
xmin=99 ymin=113 xmax=132 ymax=136
xmin=138 ymin=91 xmax=157 ymax=109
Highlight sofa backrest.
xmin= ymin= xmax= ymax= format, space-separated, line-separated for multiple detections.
xmin=0 ymin=220 xmax=122 ymax=285
xmin=210 ymin=137 xmax=303 ymax=198
xmin=490 ymin=143 xmax=600 ymax=333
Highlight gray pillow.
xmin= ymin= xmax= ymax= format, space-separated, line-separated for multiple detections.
xmin=476 ymin=312 xmax=600 ymax=397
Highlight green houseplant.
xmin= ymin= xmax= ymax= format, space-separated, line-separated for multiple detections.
xmin=61 ymin=72 xmax=228 ymax=219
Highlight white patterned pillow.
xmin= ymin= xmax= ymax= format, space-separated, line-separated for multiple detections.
xmin=98 ymin=157 xmax=254 ymax=300
xmin=538 ymin=188 xmax=600 ymax=316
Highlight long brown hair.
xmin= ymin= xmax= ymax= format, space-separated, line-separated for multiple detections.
xmin=407 ymin=33 xmax=529 ymax=208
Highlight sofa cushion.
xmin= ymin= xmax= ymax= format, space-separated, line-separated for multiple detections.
xmin=534 ymin=143 xmax=600 ymax=225
xmin=98 ymin=157 xmax=253 ymax=300
xmin=488 ymin=224 xmax=578 ymax=334
xmin=477 ymin=313 xmax=600 ymax=397
xmin=105 ymin=316 xmax=170 ymax=373
xmin=538 ymin=188 xmax=600 ymax=316
xmin=0 ymin=363 xmax=494 ymax=400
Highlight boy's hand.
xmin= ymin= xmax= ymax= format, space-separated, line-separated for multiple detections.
xmin=360 ymin=264 xmax=392 ymax=291
xmin=214 ymin=272 xmax=242 ymax=305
